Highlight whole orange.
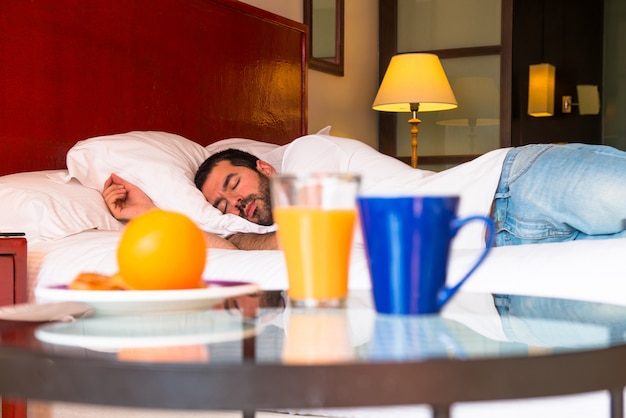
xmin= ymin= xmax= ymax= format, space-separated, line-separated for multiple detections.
xmin=117 ymin=210 xmax=207 ymax=290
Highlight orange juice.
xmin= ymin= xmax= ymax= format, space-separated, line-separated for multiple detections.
xmin=273 ymin=207 xmax=356 ymax=304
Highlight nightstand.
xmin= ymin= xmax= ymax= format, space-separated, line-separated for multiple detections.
xmin=0 ymin=236 xmax=27 ymax=306
xmin=0 ymin=236 xmax=28 ymax=418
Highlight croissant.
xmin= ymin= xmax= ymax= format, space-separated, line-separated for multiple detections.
xmin=68 ymin=272 xmax=131 ymax=291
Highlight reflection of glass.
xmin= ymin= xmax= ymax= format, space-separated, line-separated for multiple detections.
xmin=436 ymin=77 xmax=500 ymax=133
xmin=117 ymin=345 xmax=209 ymax=363
xmin=282 ymin=310 xmax=354 ymax=364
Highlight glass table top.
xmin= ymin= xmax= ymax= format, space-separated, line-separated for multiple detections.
xmin=1 ymin=289 xmax=626 ymax=414
xmin=14 ymin=290 xmax=626 ymax=365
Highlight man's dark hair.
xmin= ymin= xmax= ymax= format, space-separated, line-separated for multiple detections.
xmin=194 ymin=148 xmax=259 ymax=190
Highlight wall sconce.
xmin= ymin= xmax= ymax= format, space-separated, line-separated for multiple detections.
xmin=562 ymin=85 xmax=601 ymax=115
xmin=528 ymin=63 xmax=555 ymax=117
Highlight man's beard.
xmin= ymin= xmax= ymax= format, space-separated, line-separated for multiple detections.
xmin=238 ymin=172 xmax=274 ymax=226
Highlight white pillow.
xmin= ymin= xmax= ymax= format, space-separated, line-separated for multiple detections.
xmin=205 ymin=137 xmax=279 ymax=158
xmin=64 ymin=131 xmax=276 ymax=236
xmin=204 ymin=130 xmax=330 ymax=159
xmin=0 ymin=170 xmax=124 ymax=242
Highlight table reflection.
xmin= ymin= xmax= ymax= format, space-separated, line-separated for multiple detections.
xmin=492 ymin=293 xmax=626 ymax=348
xmin=29 ymin=290 xmax=626 ymax=366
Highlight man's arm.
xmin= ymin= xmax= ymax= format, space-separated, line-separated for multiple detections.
xmin=102 ymin=173 xmax=156 ymax=221
xmin=103 ymin=174 xmax=271 ymax=250
xmin=205 ymin=232 xmax=238 ymax=250
xmin=226 ymin=232 xmax=278 ymax=250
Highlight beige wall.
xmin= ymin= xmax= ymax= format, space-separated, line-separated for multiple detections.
xmin=240 ymin=0 xmax=379 ymax=148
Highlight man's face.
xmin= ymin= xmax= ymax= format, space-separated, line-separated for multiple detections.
xmin=201 ymin=160 xmax=274 ymax=226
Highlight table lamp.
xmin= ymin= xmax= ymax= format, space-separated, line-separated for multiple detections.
xmin=373 ymin=53 xmax=457 ymax=168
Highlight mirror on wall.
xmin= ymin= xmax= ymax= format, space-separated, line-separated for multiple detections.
xmin=304 ymin=0 xmax=344 ymax=76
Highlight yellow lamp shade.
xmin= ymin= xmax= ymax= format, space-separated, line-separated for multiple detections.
xmin=528 ymin=63 xmax=555 ymax=117
xmin=373 ymin=53 xmax=457 ymax=113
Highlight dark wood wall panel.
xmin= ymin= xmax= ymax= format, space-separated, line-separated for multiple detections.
xmin=511 ymin=0 xmax=604 ymax=146
xmin=0 ymin=0 xmax=307 ymax=175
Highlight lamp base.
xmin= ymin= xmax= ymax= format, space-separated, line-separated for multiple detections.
xmin=408 ymin=117 xmax=421 ymax=168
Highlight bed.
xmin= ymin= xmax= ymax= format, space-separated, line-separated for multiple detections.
xmin=1 ymin=0 xmax=626 ymax=417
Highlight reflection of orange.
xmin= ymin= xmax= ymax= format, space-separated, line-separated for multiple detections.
xmin=117 ymin=345 xmax=210 ymax=363
xmin=117 ymin=210 xmax=207 ymax=290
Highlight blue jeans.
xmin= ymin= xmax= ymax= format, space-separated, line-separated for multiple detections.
xmin=492 ymin=144 xmax=626 ymax=343
xmin=493 ymin=143 xmax=626 ymax=246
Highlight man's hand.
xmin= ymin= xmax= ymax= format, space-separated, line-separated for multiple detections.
xmin=102 ymin=173 xmax=156 ymax=221
xmin=227 ymin=232 xmax=278 ymax=250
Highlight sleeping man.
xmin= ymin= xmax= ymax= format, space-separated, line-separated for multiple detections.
xmin=103 ymin=134 xmax=626 ymax=251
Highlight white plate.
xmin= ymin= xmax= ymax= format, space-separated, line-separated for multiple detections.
xmin=35 ymin=309 xmax=257 ymax=351
xmin=34 ymin=280 xmax=260 ymax=316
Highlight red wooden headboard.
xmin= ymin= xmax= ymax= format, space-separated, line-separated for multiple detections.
xmin=0 ymin=0 xmax=307 ymax=176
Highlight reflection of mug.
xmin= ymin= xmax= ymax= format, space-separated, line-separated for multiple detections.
xmin=271 ymin=173 xmax=361 ymax=308
xmin=368 ymin=315 xmax=467 ymax=360
xmin=357 ymin=196 xmax=494 ymax=315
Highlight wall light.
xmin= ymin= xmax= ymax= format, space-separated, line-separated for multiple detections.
xmin=562 ymin=85 xmax=601 ymax=115
xmin=527 ymin=63 xmax=555 ymax=117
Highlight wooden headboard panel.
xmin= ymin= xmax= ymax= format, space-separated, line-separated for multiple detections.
xmin=0 ymin=0 xmax=307 ymax=176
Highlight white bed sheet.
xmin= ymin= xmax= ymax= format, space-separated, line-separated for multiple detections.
xmin=30 ymin=230 xmax=626 ymax=307
xmin=27 ymin=230 xmax=373 ymax=297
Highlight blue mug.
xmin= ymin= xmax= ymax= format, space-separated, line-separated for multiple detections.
xmin=357 ymin=196 xmax=494 ymax=315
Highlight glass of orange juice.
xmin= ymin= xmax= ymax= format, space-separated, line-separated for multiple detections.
xmin=270 ymin=173 xmax=361 ymax=308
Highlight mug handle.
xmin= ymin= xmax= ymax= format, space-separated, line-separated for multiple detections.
xmin=436 ymin=215 xmax=495 ymax=309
